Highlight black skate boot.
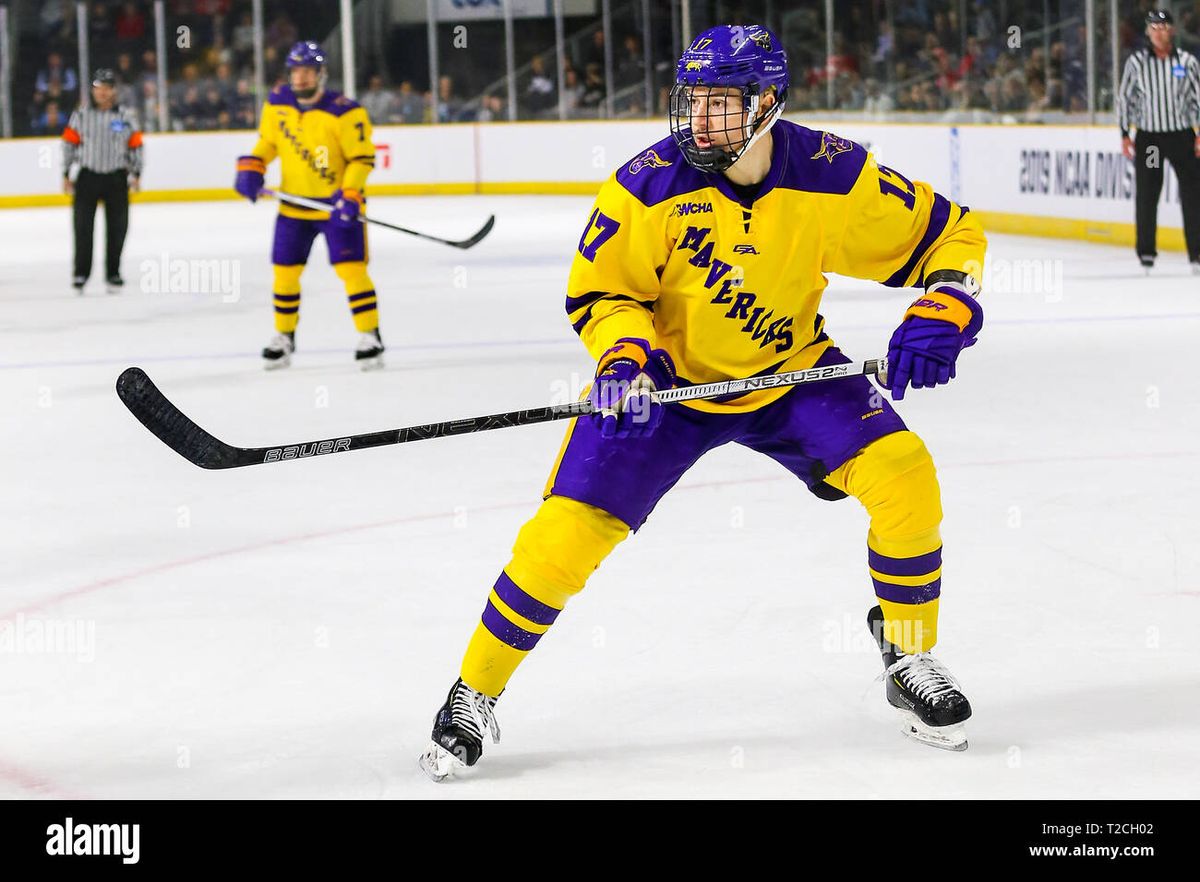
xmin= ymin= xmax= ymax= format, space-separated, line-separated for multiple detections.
xmin=867 ymin=605 xmax=971 ymax=751
xmin=105 ymin=274 xmax=124 ymax=294
xmin=355 ymin=329 xmax=384 ymax=371
xmin=419 ymin=678 xmax=500 ymax=782
xmin=262 ymin=331 xmax=295 ymax=370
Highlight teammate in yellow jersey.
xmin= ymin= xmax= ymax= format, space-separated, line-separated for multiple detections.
xmin=420 ymin=24 xmax=988 ymax=780
xmin=233 ymin=40 xmax=385 ymax=370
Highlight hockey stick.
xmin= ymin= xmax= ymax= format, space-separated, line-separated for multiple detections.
xmin=261 ymin=188 xmax=495 ymax=250
xmin=115 ymin=359 xmax=887 ymax=470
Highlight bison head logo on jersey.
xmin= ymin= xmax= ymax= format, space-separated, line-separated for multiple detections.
xmin=628 ymin=149 xmax=673 ymax=175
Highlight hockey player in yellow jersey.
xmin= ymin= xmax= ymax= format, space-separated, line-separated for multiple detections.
xmin=420 ymin=24 xmax=988 ymax=780
xmin=234 ymin=40 xmax=384 ymax=370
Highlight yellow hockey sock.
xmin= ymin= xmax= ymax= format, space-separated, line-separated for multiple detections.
xmin=334 ymin=261 xmax=378 ymax=333
xmin=460 ymin=495 xmax=630 ymax=696
xmin=272 ymin=264 xmax=304 ymax=333
xmin=826 ymin=431 xmax=943 ymax=654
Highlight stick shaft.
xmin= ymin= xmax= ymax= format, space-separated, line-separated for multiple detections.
xmin=260 ymin=188 xmax=493 ymax=248
xmin=117 ymin=359 xmax=886 ymax=470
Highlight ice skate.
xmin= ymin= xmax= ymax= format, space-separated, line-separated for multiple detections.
xmin=262 ymin=331 xmax=294 ymax=370
xmin=867 ymin=605 xmax=971 ymax=751
xmin=1139 ymin=254 xmax=1155 ymax=274
xmin=355 ymin=329 xmax=384 ymax=371
xmin=419 ymin=678 xmax=500 ymax=782
xmin=106 ymin=274 xmax=124 ymax=294
xmin=72 ymin=276 xmax=87 ymax=295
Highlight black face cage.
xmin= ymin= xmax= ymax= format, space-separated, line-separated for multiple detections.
xmin=291 ymin=66 xmax=328 ymax=98
xmin=669 ymin=82 xmax=773 ymax=174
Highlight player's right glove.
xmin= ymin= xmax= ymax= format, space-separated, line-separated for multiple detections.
xmin=883 ymin=282 xmax=983 ymax=401
xmin=234 ymin=155 xmax=265 ymax=202
xmin=588 ymin=337 xmax=676 ymax=439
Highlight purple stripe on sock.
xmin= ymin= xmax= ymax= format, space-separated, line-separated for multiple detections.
xmin=481 ymin=600 xmax=542 ymax=651
xmin=493 ymin=572 xmax=561 ymax=626
xmin=868 ymin=546 xmax=942 ymax=578
xmin=347 ymin=290 xmax=376 ymax=303
xmin=872 ymin=577 xmax=941 ymax=605
xmin=274 ymin=306 xmax=299 ymax=315
xmin=350 ymin=302 xmax=377 ymax=315
xmin=273 ymin=293 xmax=300 ymax=303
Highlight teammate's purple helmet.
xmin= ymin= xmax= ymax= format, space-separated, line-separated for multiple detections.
xmin=670 ymin=25 xmax=789 ymax=173
xmin=286 ymin=40 xmax=327 ymax=68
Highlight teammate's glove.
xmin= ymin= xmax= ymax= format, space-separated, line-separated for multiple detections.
xmin=234 ymin=155 xmax=265 ymax=202
xmin=883 ymin=283 xmax=983 ymax=401
xmin=331 ymin=188 xmax=364 ymax=228
xmin=588 ymin=337 xmax=676 ymax=439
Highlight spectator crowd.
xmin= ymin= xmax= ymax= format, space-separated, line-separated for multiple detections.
xmin=19 ymin=0 xmax=1200 ymax=136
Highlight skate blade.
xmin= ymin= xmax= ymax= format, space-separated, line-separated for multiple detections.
xmin=106 ymin=285 xmax=122 ymax=295
xmin=357 ymin=355 xmax=385 ymax=372
xmin=419 ymin=741 xmax=467 ymax=782
xmin=263 ymin=356 xmax=292 ymax=371
xmin=896 ymin=711 xmax=968 ymax=752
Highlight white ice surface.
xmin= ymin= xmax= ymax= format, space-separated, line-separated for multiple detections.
xmin=1 ymin=195 xmax=1198 ymax=799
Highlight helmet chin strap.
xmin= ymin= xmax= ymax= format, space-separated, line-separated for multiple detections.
xmin=733 ymin=94 xmax=785 ymax=163
xmin=707 ymin=93 xmax=785 ymax=171
xmin=293 ymin=68 xmax=328 ymax=100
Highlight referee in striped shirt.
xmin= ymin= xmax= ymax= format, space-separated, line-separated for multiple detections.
xmin=1118 ymin=9 xmax=1200 ymax=273
xmin=61 ymin=68 xmax=143 ymax=293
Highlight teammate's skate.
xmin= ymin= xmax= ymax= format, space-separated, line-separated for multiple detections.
xmin=355 ymin=329 xmax=384 ymax=370
xmin=262 ymin=331 xmax=294 ymax=369
xmin=867 ymin=605 xmax=971 ymax=751
xmin=419 ymin=678 xmax=500 ymax=782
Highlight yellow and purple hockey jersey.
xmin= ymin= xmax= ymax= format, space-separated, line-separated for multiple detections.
xmin=250 ymin=85 xmax=375 ymax=221
xmin=566 ymin=119 xmax=986 ymax=413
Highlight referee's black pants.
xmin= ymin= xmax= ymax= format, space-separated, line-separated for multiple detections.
xmin=72 ymin=168 xmax=130 ymax=280
xmin=1134 ymin=129 xmax=1200 ymax=262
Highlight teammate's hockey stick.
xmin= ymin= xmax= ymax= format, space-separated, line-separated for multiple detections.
xmin=116 ymin=359 xmax=887 ymax=470
xmin=260 ymin=188 xmax=495 ymax=249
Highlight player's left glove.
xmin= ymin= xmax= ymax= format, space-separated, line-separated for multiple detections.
xmin=331 ymin=188 xmax=364 ymax=228
xmin=883 ymin=281 xmax=983 ymax=401
xmin=588 ymin=337 xmax=676 ymax=439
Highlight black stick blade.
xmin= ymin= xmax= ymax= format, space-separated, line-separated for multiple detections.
xmin=455 ymin=214 xmax=495 ymax=249
xmin=115 ymin=367 xmax=242 ymax=469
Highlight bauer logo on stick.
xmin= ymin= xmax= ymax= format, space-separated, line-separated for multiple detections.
xmin=262 ymin=438 xmax=351 ymax=462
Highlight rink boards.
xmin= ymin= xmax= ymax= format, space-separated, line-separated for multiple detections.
xmin=0 ymin=118 xmax=1189 ymax=252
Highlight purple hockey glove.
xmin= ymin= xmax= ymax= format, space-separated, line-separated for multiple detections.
xmin=234 ymin=155 xmax=265 ymax=202
xmin=588 ymin=338 xmax=676 ymax=439
xmin=884 ymin=284 xmax=983 ymax=401
xmin=331 ymin=188 xmax=363 ymax=228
